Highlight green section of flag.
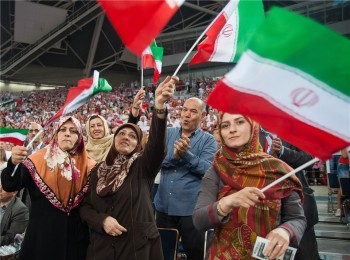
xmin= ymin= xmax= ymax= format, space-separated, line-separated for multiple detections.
xmin=93 ymin=78 xmax=113 ymax=95
xmin=150 ymin=41 xmax=164 ymax=63
xmin=234 ymin=0 xmax=264 ymax=62
xmin=0 ymin=128 xmax=29 ymax=135
xmin=248 ymin=7 xmax=350 ymax=96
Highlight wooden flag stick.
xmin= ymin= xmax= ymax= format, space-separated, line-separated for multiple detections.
xmin=261 ymin=157 xmax=318 ymax=192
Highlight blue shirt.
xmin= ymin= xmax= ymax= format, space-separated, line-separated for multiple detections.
xmin=154 ymin=127 xmax=217 ymax=216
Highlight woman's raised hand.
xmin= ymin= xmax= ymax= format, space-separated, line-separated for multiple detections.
xmin=133 ymin=86 xmax=146 ymax=108
xmin=155 ymin=76 xmax=179 ymax=108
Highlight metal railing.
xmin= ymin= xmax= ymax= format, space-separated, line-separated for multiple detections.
xmin=286 ymin=1 xmax=350 ymax=24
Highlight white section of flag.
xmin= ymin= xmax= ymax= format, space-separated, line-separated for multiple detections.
xmin=223 ymin=50 xmax=350 ymax=141
xmin=155 ymin=60 xmax=162 ymax=74
xmin=0 ymin=132 xmax=27 ymax=141
xmin=211 ymin=0 xmax=239 ymax=62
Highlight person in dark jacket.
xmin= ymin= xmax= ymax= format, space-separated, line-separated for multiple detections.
xmin=80 ymin=76 xmax=178 ymax=260
xmin=0 ymin=188 xmax=29 ymax=246
xmin=1 ymin=116 xmax=96 ymax=260
xmin=260 ymin=129 xmax=321 ymax=260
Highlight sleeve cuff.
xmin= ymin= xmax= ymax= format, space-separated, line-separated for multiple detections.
xmin=279 ymin=223 xmax=296 ymax=242
xmin=278 ymin=146 xmax=285 ymax=158
xmin=182 ymin=151 xmax=194 ymax=161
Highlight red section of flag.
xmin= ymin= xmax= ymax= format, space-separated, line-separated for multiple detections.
xmin=0 ymin=137 xmax=25 ymax=146
xmin=153 ymin=70 xmax=161 ymax=84
xmin=142 ymin=54 xmax=156 ymax=70
xmin=207 ymin=81 xmax=350 ymax=160
xmin=98 ymin=0 xmax=182 ymax=56
xmin=189 ymin=13 xmax=226 ymax=65
xmin=142 ymin=55 xmax=161 ymax=84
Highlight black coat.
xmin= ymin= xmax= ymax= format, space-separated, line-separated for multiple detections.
xmin=80 ymin=113 xmax=167 ymax=260
xmin=1 ymin=161 xmax=90 ymax=260
xmin=259 ymin=130 xmax=320 ymax=260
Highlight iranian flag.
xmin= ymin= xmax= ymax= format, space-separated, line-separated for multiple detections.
xmin=142 ymin=41 xmax=164 ymax=84
xmin=0 ymin=128 xmax=29 ymax=146
xmin=207 ymin=7 xmax=350 ymax=160
xmin=45 ymin=71 xmax=112 ymax=126
xmin=190 ymin=0 xmax=264 ymax=65
xmin=98 ymin=0 xmax=184 ymax=56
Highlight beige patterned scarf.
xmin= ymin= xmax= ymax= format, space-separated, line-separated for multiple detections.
xmin=86 ymin=114 xmax=114 ymax=162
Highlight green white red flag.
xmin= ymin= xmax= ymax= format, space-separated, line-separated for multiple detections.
xmin=142 ymin=40 xmax=164 ymax=83
xmin=207 ymin=7 xmax=350 ymax=160
xmin=0 ymin=128 xmax=29 ymax=146
xmin=98 ymin=0 xmax=184 ymax=56
xmin=190 ymin=0 xmax=264 ymax=65
xmin=45 ymin=71 xmax=112 ymax=126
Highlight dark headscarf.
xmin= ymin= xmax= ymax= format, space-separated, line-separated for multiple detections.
xmin=96 ymin=123 xmax=143 ymax=197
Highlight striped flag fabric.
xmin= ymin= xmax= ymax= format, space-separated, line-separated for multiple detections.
xmin=207 ymin=7 xmax=350 ymax=160
xmin=142 ymin=41 xmax=164 ymax=83
xmin=98 ymin=0 xmax=184 ymax=56
xmin=0 ymin=128 xmax=29 ymax=146
xmin=45 ymin=71 xmax=112 ymax=126
xmin=190 ymin=0 xmax=264 ymax=65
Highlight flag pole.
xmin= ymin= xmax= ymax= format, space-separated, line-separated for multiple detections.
xmin=260 ymin=157 xmax=318 ymax=193
xmin=10 ymin=128 xmax=45 ymax=177
xmin=141 ymin=55 xmax=144 ymax=88
xmin=172 ymin=6 xmax=225 ymax=77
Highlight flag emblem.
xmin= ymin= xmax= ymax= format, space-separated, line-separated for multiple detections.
xmin=222 ymin=24 xmax=233 ymax=37
xmin=291 ymin=88 xmax=319 ymax=107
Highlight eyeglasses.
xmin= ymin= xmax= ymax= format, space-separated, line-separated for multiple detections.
xmin=29 ymin=129 xmax=40 ymax=133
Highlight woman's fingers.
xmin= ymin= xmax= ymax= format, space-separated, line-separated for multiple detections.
xmin=264 ymin=228 xmax=290 ymax=259
xmin=103 ymin=216 xmax=127 ymax=236
xmin=228 ymin=187 xmax=265 ymax=208
xmin=11 ymin=146 xmax=28 ymax=164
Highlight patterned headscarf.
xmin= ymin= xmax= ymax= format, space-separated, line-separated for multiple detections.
xmin=96 ymin=123 xmax=143 ymax=197
xmin=86 ymin=114 xmax=114 ymax=162
xmin=209 ymin=113 xmax=302 ymax=260
xmin=23 ymin=116 xmax=96 ymax=214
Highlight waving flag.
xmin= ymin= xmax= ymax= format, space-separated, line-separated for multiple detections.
xmin=0 ymin=128 xmax=29 ymax=146
xmin=98 ymin=0 xmax=184 ymax=56
xmin=190 ymin=0 xmax=264 ymax=65
xmin=207 ymin=7 xmax=350 ymax=160
xmin=142 ymin=41 xmax=164 ymax=83
xmin=45 ymin=71 xmax=112 ymax=126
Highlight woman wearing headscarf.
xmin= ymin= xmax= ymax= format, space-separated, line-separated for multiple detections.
xmin=1 ymin=116 xmax=96 ymax=260
xmin=86 ymin=114 xmax=114 ymax=162
xmin=80 ymin=76 xmax=178 ymax=260
xmin=193 ymin=113 xmax=306 ymax=260
xmin=86 ymin=87 xmax=145 ymax=162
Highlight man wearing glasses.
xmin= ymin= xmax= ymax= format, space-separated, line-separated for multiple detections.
xmin=25 ymin=122 xmax=45 ymax=155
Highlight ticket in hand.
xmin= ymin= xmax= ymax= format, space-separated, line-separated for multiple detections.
xmin=252 ymin=236 xmax=297 ymax=260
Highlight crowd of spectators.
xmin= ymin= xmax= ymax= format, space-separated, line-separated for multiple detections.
xmin=0 ymin=77 xmax=220 ymax=145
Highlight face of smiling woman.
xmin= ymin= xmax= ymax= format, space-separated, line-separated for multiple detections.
xmin=89 ymin=117 xmax=105 ymax=139
xmin=114 ymin=127 xmax=138 ymax=155
xmin=56 ymin=120 xmax=79 ymax=152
